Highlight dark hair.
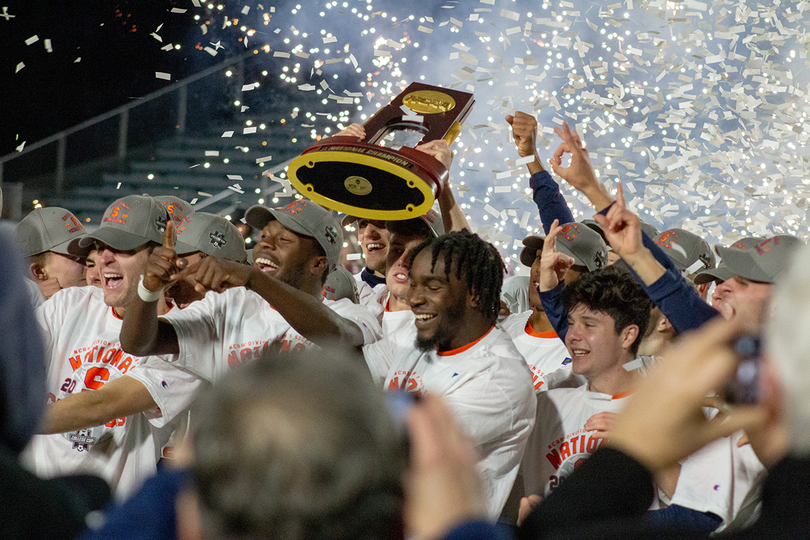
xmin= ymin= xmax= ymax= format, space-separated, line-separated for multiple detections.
xmin=385 ymin=218 xmax=432 ymax=239
xmin=561 ymin=266 xmax=652 ymax=355
xmin=409 ymin=230 xmax=505 ymax=324
xmin=193 ymin=349 xmax=406 ymax=540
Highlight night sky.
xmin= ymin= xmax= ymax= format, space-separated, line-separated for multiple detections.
xmin=1 ymin=1 xmax=215 ymax=156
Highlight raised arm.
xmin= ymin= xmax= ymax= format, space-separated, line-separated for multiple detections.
xmin=550 ymin=121 xmax=718 ymax=333
xmin=537 ymin=221 xmax=574 ymax=340
xmin=173 ymin=258 xmax=367 ymax=350
xmin=507 ymin=112 xmax=574 ymax=232
xmin=415 ymin=139 xmax=471 ymax=232
xmin=594 ymin=185 xmax=719 ymax=333
xmin=120 ymin=222 xmax=180 ymax=356
xmin=39 ymin=375 xmax=155 ymax=434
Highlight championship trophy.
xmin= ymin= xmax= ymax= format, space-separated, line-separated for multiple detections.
xmin=287 ymin=82 xmax=474 ymax=220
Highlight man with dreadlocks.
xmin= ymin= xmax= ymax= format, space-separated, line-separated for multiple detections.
xmin=362 ymin=230 xmax=536 ymax=519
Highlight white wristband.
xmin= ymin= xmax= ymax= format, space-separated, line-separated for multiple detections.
xmin=138 ymin=276 xmax=162 ymax=303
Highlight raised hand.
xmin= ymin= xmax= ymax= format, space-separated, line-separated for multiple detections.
xmin=415 ymin=139 xmax=454 ymax=178
xmin=143 ymin=220 xmax=179 ymax=292
xmin=336 ymin=123 xmax=366 ymax=139
xmin=550 ymin=122 xmax=613 ymax=211
xmin=505 ymin=111 xmax=539 ymax=159
xmin=592 ymin=184 xmax=643 ymax=260
xmin=172 ymin=256 xmax=253 ymax=295
xmin=539 ymin=219 xmax=575 ymax=292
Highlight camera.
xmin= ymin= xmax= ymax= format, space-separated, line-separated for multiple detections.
xmin=721 ymin=335 xmax=761 ymax=405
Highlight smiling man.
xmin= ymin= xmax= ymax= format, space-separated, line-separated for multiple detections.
xmin=38 ymin=200 xmax=381 ymax=467
xmin=24 ymin=195 xmax=204 ymax=500
xmin=362 ymin=230 xmax=536 ymax=518
xmin=521 ymin=266 xmax=651 ymax=499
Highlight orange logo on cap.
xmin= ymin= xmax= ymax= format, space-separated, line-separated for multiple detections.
xmin=755 ymin=237 xmax=778 ymax=255
xmin=283 ymin=201 xmax=308 ymax=214
xmin=655 ymin=231 xmax=680 ymax=250
xmin=560 ymin=224 xmax=579 ymax=241
xmin=62 ymin=212 xmax=85 ymax=233
xmin=104 ymin=203 xmax=130 ymax=225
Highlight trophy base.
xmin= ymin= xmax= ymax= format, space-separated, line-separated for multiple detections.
xmin=287 ymin=137 xmax=446 ymax=221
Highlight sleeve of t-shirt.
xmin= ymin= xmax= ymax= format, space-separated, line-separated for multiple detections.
xmin=530 ymin=170 xmax=575 ymax=233
xmin=125 ymin=357 xmax=211 ymax=428
xmin=160 ymin=292 xmax=227 ymax=382
xmin=361 ymin=335 xmax=397 ymax=387
xmin=539 ymin=282 xmax=568 ymax=342
xmin=327 ymin=298 xmax=383 ymax=345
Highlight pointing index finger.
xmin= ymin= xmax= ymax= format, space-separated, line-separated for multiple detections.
xmin=163 ymin=220 xmax=176 ymax=250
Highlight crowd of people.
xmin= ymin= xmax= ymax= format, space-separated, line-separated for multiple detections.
xmin=2 ymin=111 xmax=809 ymax=540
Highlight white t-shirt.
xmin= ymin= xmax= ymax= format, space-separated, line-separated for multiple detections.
xmin=23 ymin=286 xmax=204 ymax=500
xmin=500 ymin=311 xmax=583 ymax=393
xmin=159 ymin=287 xmax=382 ymax=387
xmin=369 ymin=285 xmax=416 ymax=337
xmin=501 ymin=275 xmax=531 ymax=315
xmin=353 ymin=271 xmax=386 ymax=308
xmin=668 ymin=432 xmax=766 ymax=529
xmin=522 ymin=384 xmax=630 ymax=498
xmin=363 ymin=324 xmax=536 ymax=518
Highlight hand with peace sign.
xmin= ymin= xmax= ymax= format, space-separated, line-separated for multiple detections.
xmin=538 ymin=219 xmax=575 ymax=293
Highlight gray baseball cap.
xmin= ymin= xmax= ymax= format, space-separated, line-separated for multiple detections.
xmin=520 ymin=222 xmax=608 ymax=271
xmin=322 ymin=265 xmax=359 ymax=303
xmin=71 ymin=195 xmax=169 ymax=256
xmin=15 ymin=207 xmax=86 ymax=257
xmin=245 ymin=200 xmax=342 ymax=270
xmin=654 ymin=228 xmax=716 ymax=274
xmin=154 ymin=195 xmax=194 ymax=227
xmin=694 ymin=237 xmax=764 ymax=285
xmin=384 ymin=208 xmax=444 ymax=240
xmin=714 ymin=235 xmax=803 ymax=284
xmin=175 ymin=212 xmax=248 ymax=263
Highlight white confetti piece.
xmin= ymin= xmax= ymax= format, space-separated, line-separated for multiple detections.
xmin=228 ymin=185 xmax=245 ymax=194
xmin=323 ymin=36 xmax=337 ymax=43
xmin=44 ymin=39 xmax=52 ymax=52
xmin=16 ymin=141 xmax=26 ymax=152
xmin=298 ymin=84 xmax=316 ymax=91
xmin=346 ymin=253 xmax=363 ymax=261
xmin=227 ymin=175 xmax=243 ymax=181
xmin=418 ymin=26 xmax=433 ymax=34
xmin=198 ymin=192 xmax=213 ymax=198
xmin=273 ymin=51 xmax=290 ymax=58
xmin=243 ymin=127 xmax=257 ymax=134
xmin=150 ymin=32 xmax=163 ymax=42
xmin=15 ymin=62 xmax=24 ymax=73
xmin=25 ymin=35 xmax=39 ymax=45
xmin=204 ymin=47 xmax=217 ymax=56
xmin=242 ymin=83 xmax=258 ymax=91
xmin=221 ymin=131 xmax=234 ymax=138
xmin=500 ymin=9 xmax=520 ymax=21
xmin=155 ymin=72 xmax=171 ymax=81
xmin=205 ymin=151 xmax=219 ymax=157
xmin=170 ymin=8 xmax=187 ymax=13
xmin=255 ymin=155 xmax=272 ymax=164
xmin=241 ymin=5 xmax=250 ymax=14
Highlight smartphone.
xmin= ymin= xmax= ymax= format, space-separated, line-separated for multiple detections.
xmin=721 ymin=335 xmax=761 ymax=405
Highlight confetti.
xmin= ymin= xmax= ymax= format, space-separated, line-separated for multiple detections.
xmin=155 ymin=72 xmax=171 ymax=81
xmin=25 ymin=35 xmax=39 ymax=45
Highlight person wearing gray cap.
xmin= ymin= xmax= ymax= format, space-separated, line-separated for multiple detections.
xmin=25 ymin=194 xmax=205 ymax=500
xmin=499 ymin=225 xmax=609 ymax=398
xmin=709 ymin=235 xmax=803 ymax=331
xmin=15 ymin=207 xmax=88 ymax=300
xmin=167 ymin=212 xmax=248 ymax=309
xmin=39 ymin=199 xmax=382 ymax=456
xmin=653 ymin=228 xmax=716 ymax=300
